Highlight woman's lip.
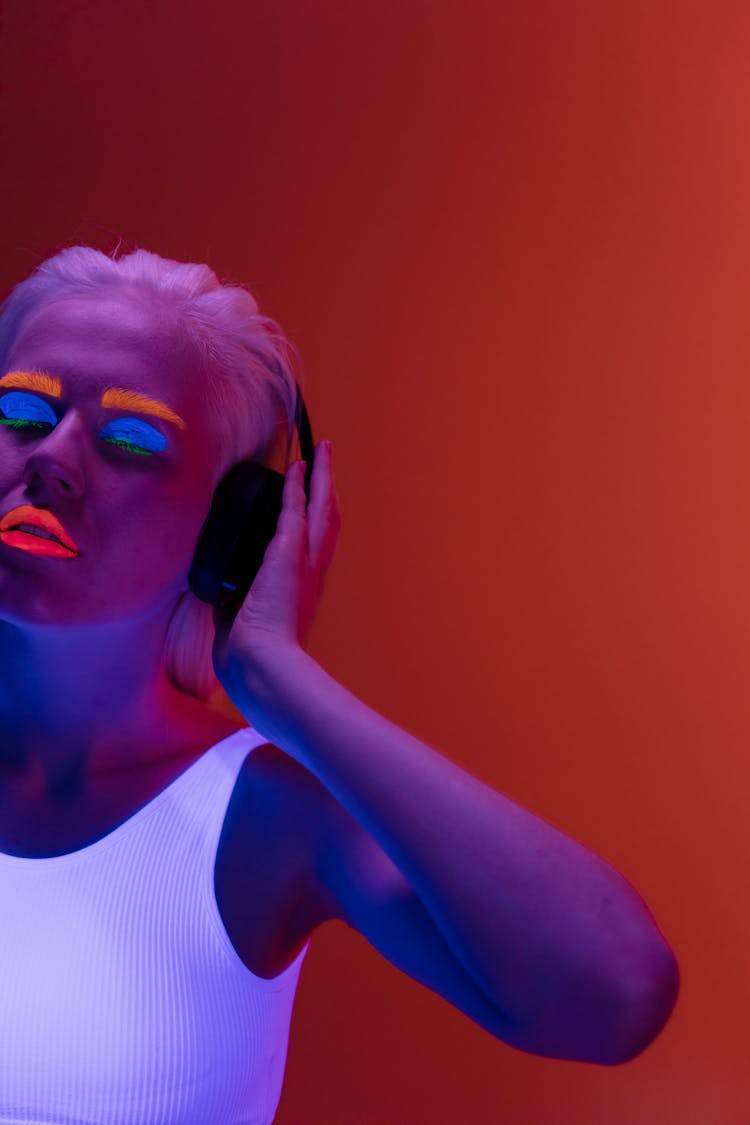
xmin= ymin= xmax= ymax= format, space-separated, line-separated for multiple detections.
xmin=0 ymin=530 xmax=79 ymax=558
xmin=0 ymin=505 xmax=79 ymax=551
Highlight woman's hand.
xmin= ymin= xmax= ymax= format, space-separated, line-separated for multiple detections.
xmin=211 ymin=439 xmax=342 ymax=717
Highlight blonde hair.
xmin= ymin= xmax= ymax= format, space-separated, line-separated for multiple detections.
xmin=0 ymin=242 xmax=304 ymax=711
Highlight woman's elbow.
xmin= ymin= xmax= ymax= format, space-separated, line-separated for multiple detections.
xmin=607 ymin=944 xmax=681 ymax=1065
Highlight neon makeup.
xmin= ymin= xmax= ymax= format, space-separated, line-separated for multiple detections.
xmin=99 ymin=417 xmax=168 ymax=454
xmin=0 ymin=371 xmax=187 ymax=430
xmin=0 ymin=391 xmax=57 ymax=426
xmin=0 ymin=530 xmax=78 ymax=559
xmin=0 ymin=504 xmax=78 ymax=550
xmin=0 ymin=390 xmax=170 ymax=455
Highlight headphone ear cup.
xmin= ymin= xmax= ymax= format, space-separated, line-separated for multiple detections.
xmin=188 ymin=459 xmax=285 ymax=611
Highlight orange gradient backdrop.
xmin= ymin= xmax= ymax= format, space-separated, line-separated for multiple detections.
xmin=0 ymin=3 xmax=744 ymax=1122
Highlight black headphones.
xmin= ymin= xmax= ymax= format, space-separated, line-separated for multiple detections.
xmin=188 ymin=382 xmax=315 ymax=616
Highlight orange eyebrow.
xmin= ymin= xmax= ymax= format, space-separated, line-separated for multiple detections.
xmin=0 ymin=370 xmax=186 ymax=430
xmin=100 ymin=388 xmax=186 ymax=430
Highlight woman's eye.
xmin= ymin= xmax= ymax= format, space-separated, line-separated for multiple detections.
xmin=0 ymin=390 xmax=57 ymax=429
xmin=100 ymin=419 xmax=167 ymax=456
xmin=101 ymin=437 xmax=154 ymax=456
xmin=0 ymin=391 xmax=168 ymax=457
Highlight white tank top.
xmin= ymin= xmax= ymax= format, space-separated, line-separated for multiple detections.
xmin=0 ymin=726 xmax=310 ymax=1125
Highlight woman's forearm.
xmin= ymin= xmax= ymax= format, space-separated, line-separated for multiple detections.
xmin=241 ymin=645 xmax=679 ymax=1043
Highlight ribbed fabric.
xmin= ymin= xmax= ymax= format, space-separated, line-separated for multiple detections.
xmin=0 ymin=726 xmax=310 ymax=1125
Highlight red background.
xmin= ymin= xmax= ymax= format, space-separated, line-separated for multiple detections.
xmin=0 ymin=2 xmax=743 ymax=1121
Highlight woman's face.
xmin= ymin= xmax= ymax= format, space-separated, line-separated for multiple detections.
xmin=0 ymin=292 xmax=220 ymax=627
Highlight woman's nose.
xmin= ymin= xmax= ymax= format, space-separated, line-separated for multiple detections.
xmin=22 ymin=415 xmax=87 ymax=498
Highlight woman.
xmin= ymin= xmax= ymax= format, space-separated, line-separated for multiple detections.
xmin=0 ymin=245 xmax=679 ymax=1123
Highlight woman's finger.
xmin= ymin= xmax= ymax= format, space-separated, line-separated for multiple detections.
xmin=307 ymin=442 xmax=341 ymax=575
xmin=277 ymin=460 xmax=308 ymax=529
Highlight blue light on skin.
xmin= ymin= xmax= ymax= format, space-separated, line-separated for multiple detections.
xmin=0 ymin=390 xmax=168 ymax=455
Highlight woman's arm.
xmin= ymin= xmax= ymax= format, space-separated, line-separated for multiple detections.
xmin=239 ymin=644 xmax=680 ymax=1065
xmin=212 ymin=448 xmax=679 ymax=1064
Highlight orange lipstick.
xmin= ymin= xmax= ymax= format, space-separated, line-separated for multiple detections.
xmin=0 ymin=505 xmax=79 ymax=558
xmin=0 ymin=531 xmax=78 ymax=558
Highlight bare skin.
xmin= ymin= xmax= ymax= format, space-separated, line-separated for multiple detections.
xmin=0 ymin=291 xmax=323 ymax=977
